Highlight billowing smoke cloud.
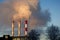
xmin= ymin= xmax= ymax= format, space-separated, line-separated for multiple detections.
xmin=12 ymin=0 xmax=39 ymax=21
xmin=0 ymin=0 xmax=51 ymax=36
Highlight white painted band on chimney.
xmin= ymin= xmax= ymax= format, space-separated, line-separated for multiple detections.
xmin=25 ymin=24 xmax=28 ymax=28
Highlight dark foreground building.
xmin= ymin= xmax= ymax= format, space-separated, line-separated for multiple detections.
xmin=0 ymin=35 xmax=28 ymax=40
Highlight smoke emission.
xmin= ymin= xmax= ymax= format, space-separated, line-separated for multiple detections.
xmin=0 ymin=0 xmax=51 ymax=36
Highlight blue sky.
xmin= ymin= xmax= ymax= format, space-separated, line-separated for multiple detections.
xmin=40 ymin=0 xmax=60 ymax=27
xmin=0 ymin=0 xmax=5 ymax=3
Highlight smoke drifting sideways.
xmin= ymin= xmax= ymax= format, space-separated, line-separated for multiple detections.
xmin=0 ymin=0 xmax=51 ymax=35
xmin=12 ymin=0 xmax=39 ymax=21
xmin=12 ymin=0 xmax=51 ymax=27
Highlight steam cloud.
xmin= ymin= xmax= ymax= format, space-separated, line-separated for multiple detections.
xmin=0 ymin=0 xmax=51 ymax=36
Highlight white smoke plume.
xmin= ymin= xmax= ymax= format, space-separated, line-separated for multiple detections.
xmin=0 ymin=0 xmax=51 ymax=36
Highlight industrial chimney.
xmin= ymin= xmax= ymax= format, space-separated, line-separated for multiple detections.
xmin=18 ymin=20 xmax=21 ymax=36
xmin=11 ymin=19 xmax=28 ymax=36
xmin=12 ymin=20 xmax=14 ymax=36
xmin=24 ymin=20 xmax=28 ymax=36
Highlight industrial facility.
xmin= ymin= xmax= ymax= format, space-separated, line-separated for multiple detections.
xmin=12 ymin=20 xmax=28 ymax=36
xmin=0 ymin=35 xmax=28 ymax=40
xmin=0 ymin=20 xmax=28 ymax=40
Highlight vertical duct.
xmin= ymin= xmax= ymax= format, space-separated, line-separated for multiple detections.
xmin=18 ymin=20 xmax=21 ymax=36
xmin=12 ymin=20 xmax=14 ymax=36
xmin=24 ymin=20 xmax=28 ymax=36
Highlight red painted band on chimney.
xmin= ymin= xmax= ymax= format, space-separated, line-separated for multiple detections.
xmin=25 ymin=20 xmax=27 ymax=24
xmin=25 ymin=28 xmax=28 ymax=31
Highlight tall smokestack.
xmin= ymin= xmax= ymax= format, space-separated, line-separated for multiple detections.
xmin=18 ymin=20 xmax=21 ymax=36
xmin=12 ymin=20 xmax=14 ymax=36
xmin=24 ymin=20 xmax=28 ymax=36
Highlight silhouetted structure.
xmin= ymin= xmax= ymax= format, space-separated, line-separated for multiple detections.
xmin=0 ymin=35 xmax=28 ymax=40
xmin=47 ymin=25 xmax=59 ymax=40
xmin=28 ymin=30 xmax=40 ymax=40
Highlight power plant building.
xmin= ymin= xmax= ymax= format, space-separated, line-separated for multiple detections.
xmin=0 ymin=20 xmax=29 ymax=40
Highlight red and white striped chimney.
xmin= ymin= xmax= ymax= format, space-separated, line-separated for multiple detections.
xmin=12 ymin=20 xmax=14 ymax=36
xmin=24 ymin=20 xmax=28 ymax=36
